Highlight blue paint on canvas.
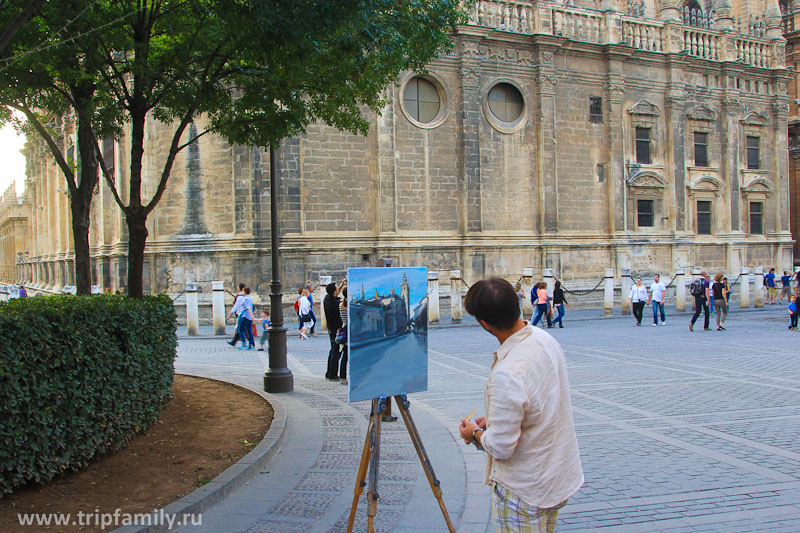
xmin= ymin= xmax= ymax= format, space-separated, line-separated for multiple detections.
xmin=347 ymin=267 xmax=428 ymax=402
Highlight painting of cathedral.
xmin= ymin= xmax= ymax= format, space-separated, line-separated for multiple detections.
xmin=347 ymin=267 xmax=428 ymax=403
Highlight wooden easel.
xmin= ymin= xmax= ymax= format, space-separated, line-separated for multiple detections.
xmin=347 ymin=395 xmax=455 ymax=533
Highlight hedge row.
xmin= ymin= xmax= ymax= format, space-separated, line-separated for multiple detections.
xmin=0 ymin=294 xmax=177 ymax=496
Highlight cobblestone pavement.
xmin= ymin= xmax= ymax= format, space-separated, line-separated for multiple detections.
xmin=175 ymin=305 xmax=800 ymax=532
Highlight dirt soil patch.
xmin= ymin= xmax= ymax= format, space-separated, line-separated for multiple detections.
xmin=0 ymin=374 xmax=273 ymax=532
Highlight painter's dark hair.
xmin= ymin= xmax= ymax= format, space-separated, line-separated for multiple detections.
xmin=464 ymin=277 xmax=520 ymax=331
xmin=238 ymin=283 xmax=246 ymax=290
xmin=326 ymin=282 xmax=336 ymax=296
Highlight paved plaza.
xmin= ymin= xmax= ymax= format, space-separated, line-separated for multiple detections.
xmin=174 ymin=304 xmax=800 ymax=532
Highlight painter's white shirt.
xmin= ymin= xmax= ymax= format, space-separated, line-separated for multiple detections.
xmin=481 ymin=324 xmax=584 ymax=508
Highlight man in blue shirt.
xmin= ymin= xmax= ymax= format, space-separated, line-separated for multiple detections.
xmin=779 ymin=271 xmax=792 ymax=304
xmin=764 ymin=268 xmax=777 ymax=304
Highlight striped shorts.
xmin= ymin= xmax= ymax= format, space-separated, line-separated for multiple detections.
xmin=491 ymin=482 xmax=567 ymax=533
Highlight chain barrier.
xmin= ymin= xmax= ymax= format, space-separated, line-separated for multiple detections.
xmin=171 ymin=290 xmax=186 ymax=302
xmin=553 ymin=275 xmax=606 ymax=296
xmin=663 ymin=272 xmax=679 ymax=288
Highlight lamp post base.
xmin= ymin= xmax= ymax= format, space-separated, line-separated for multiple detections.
xmin=264 ymin=368 xmax=294 ymax=393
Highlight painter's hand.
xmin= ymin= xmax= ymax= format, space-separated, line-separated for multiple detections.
xmin=474 ymin=416 xmax=486 ymax=429
xmin=459 ymin=418 xmax=479 ymax=444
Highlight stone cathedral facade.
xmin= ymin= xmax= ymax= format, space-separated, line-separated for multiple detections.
xmin=3 ymin=0 xmax=796 ymax=295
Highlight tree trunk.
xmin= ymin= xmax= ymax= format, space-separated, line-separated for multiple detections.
xmin=126 ymin=211 xmax=148 ymax=297
xmin=70 ymin=194 xmax=92 ymax=295
xmin=73 ymin=104 xmax=100 ymax=295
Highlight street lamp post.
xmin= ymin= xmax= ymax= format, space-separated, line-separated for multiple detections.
xmin=264 ymin=142 xmax=293 ymax=393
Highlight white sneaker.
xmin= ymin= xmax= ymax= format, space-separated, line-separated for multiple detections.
xmin=300 ymin=332 xmax=309 ymax=339
xmin=651 ymin=323 xmax=657 ymax=327
xmin=662 ymin=321 xmax=666 ymax=325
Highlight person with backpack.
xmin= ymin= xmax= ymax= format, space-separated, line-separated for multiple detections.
xmin=689 ymin=270 xmax=711 ymax=331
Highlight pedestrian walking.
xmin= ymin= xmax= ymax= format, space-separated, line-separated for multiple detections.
xmin=306 ymin=284 xmax=318 ymax=336
xmin=712 ymin=272 xmax=728 ymax=330
xmin=552 ymin=280 xmax=567 ymax=328
xmin=532 ymin=282 xmax=552 ymax=328
xmin=324 ymin=280 xmax=345 ymax=380
xmin=514 ymin=281 xmax=525 ymax=312
xmin=628 ymin=278 xmax=647 ymax=326
xmin=765 ymin=267 xmax=777 ymax=304
xmin=227 ymin=286 xmax=255 ymax=349
xmin=298 ymin=288 xmax=314 ymax=339
xmin=18 ymin=285 xmax=27 ymax=298
xmin=788 ymin=295 xmax=798 ymax=330
xmin=649 ymin=274 xmax=666 ymax=326
xmin=227 ymin=283 xmax=246 ymax=346
xmin=458 ymin=278 xmax=583 ymax=532
xmin=779 ymin=271 xmax=792 ymax=304
xmin=689 ymin=270 xmax=711 ymax=331
xmin=257 ymin=309 xmax=270 ymax=351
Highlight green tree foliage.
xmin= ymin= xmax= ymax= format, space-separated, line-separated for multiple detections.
xmin=3 ymin=0 xmax=466 ymax=297
xmin=0 ymin=1 xmax=120 ymax=295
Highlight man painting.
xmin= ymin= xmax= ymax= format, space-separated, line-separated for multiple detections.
xmin=458 ymin=277 xmax=583 ymax=532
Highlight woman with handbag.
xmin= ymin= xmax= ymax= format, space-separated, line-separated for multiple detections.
xmin=324 ymin=281 xmax=345 ymax=380
xmin=338 ymin=287 xmax=349 ymax=385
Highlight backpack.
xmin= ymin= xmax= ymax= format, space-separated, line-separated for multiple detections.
xmin=689 ymin=279 xmax=705 ymax=297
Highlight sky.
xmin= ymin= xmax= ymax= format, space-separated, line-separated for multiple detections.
xmin=0 ymin=123 xmax=26 ymax=196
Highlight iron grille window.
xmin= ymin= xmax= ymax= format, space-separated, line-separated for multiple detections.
xmin=697 ymin=200 xmax=712 ymax=235
xmin=637 ymin=199 xmax=654 ymax=227
xmin=746 ymin=136 xmax=760 ymax=169
xmin=589 ymin=97 xmax=603 ymax=123
xmin=749 ymin=201 xmax=764 ymax=234
xmin=694 ymin=132 xmax=708 ymax=167
xmin=635 ymin=126 xmax=651 ymax=164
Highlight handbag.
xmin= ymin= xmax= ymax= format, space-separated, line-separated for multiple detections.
xmin=335 ymin=327 xmax=347 ymax=344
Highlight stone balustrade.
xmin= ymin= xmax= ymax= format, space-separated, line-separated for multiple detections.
xmin=464 ymin=0 xmax=781 ymax=68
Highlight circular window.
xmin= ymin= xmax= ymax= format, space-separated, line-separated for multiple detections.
xmin=403 ymin=77 xmax=441 ymax=124
xmin=487 ymin=83 xmax=524 ymax=123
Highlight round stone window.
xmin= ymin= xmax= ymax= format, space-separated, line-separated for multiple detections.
xmin=403 ymin=77 xmax=440 ymax=123
xmin=487 ymin=83 xmax=524 ymax=123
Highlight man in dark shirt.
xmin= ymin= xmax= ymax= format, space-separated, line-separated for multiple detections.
xmin=324 ymin=282 xmax=344 ymax=380
xmin=689 ymin=270 xmax=711 ymax=331
xmin=779 ymin=271 xmax=792 ymax=304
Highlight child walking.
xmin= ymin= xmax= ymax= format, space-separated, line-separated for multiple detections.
xmin=257 ymin=309 xmax=271 ymax=351
xmin=789 ymin=296 xmax=798 ymax=330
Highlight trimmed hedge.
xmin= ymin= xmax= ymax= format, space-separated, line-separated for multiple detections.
xmin=0 ymin=294 xmax=177 ymax=496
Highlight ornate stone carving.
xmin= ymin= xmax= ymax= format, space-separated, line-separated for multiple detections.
xmin=687 ymin=104 xmax=717 ymax=122
xmin=628 ymin=100 xmax=661 ymax=116
xmin=740 ymin=110 xmax=769 ymax=126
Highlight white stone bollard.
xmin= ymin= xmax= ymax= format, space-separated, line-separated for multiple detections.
xmin=675 ymin=268 xmax=686 ymax=312
xmin=428 ymin=271 xmax=440 ymax=324
xmin=319 ymin=276 xmax=332 ymax=330
xmin=739 ymin=267 xmax=750 ymax=309
xmin=753 ymin=266 xmax=764 ymax=308
xmin=212 ymin=281 xmax=226 ymax=335
xmin=621 ymin=268 xmax=632 ymax=315
xmin=450 ymin=270 xmax=463 ymax=324
xmin=603 ymin=268 xmax=614 ymax=316
xmin=690 ymin=267 xmax=701 ymax=311
xmin=521 ymin=268 xmax=534 ymax=320
xmin=186 ymin=282 xmax=199 ymax=336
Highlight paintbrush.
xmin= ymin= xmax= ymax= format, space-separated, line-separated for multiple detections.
xmin=464 ymin=408 xmax=476 ymax=422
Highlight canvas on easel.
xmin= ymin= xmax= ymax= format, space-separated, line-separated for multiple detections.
xmin=346 ymin=267 xmax=428 ymax=402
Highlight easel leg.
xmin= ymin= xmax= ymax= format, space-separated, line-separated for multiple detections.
xmin=394 ymin=395 xmax=456 ymax=533
xmin=366 ymin=397 xmax=386 ymax=533
xmin=347 ymin=399 xmax=378 ymax=533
